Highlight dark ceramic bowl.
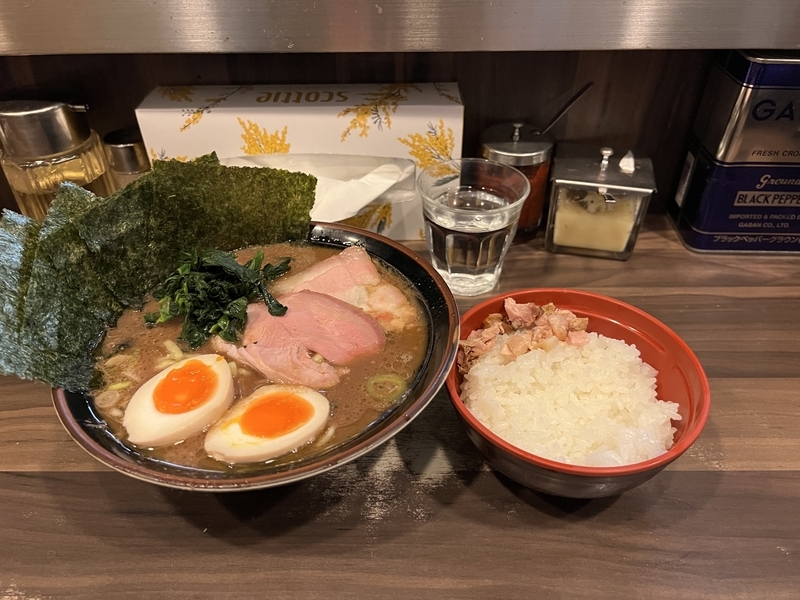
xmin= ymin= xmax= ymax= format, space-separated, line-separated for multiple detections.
xmin=446 ymin=289 xmax=710 ymax=499
xmin=53 ymin=223 xmax=459 ymax=491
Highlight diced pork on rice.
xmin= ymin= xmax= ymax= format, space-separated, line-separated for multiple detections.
xmin=459 ymin=300 xmax=681 ymax=467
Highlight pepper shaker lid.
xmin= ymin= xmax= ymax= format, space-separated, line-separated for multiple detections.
xmin=0 ymin=100 xmax=91 ymax=158
xmin=480 ymin=122 xmax=553 ymax=167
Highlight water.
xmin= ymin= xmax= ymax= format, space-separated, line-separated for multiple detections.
xmin=422 ymin=189 xmax=520 ymax=296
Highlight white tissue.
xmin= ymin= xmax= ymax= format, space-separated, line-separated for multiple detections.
xmin=221 ymin=154 xmax=416 ymax=222
xmin=619 ymin=151 xmax=636 ymax=174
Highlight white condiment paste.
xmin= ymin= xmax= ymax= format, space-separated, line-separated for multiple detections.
xmin=552 ymin=190 xmax=641 ymax=252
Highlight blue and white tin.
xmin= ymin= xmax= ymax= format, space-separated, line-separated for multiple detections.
xmin=671 ymin=51 xmax=800 ymax=252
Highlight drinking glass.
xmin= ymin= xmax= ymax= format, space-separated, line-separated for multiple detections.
xmin=417 ymin=158 xmax=530 ymax=296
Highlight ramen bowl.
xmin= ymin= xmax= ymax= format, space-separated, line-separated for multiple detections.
xmin=446 ymin=288 xmax=710 ymax=499
xmin=53 ymin=222 xmax=459 ymax=491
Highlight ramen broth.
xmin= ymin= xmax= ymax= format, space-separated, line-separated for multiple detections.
xmin=95 ymin=243 xmax=428 ymax=471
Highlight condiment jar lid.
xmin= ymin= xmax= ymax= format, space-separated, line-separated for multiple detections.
xmin=0 ymin=100 xmax=91 ymax=158
xmin=103 ymin=127 xmax=151 ymax=174
xmin=551 ymin=144 xmax=656 ymax=193
xmin=480 ymin=122 xmax=553 ymax=167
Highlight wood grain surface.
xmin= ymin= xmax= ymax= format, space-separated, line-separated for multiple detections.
xmin=1 ymin=216 xmax=799 ymax=599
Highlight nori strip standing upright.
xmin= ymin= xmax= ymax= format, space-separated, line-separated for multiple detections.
xmin=0 ymin=210 xmax=96 ymax=390
xmin=72 ymin=175 xmax=160 ymax=308
xmin=147 ymin=162 xmax=205 ymax=274
xmin=150 ymin=156 xmax=317 ymax=251
xmin=36 ymin=184 xmax=123 ymax=325
xmin=23 ymin=241 xmax=107 ymax=359
xmin=22 ymin=207 xmax=108 ymax=391
xmin=210 ymin=162 xmax=317 ymax=247
xmin=0 ymin=211 xmax=44 ymax=380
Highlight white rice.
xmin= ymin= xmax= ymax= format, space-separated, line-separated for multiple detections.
xmin=461 ymin=332 xmax=681 ymax=467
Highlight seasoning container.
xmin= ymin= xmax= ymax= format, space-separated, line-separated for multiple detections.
xmin=545 ymin=145 xmax=656 ymax=260
xmin=103 ymin=126 xmax=151 ymax=190
xmin=670 ymin=50 xmax=800 ymax=253
xmin=480 ymin=122 xmax=553 ymax=240
xmin=0 ymin=100 xmax=115 ymax=221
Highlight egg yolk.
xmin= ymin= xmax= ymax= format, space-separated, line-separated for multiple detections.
xmin=153 ymin=359 xmax=219 ymax=414
xmin=239 ymin=392 xmax=314 ymax=438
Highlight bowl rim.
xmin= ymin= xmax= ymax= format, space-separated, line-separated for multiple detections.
xmin=446 ymin=288 xmax=711 ymax=478
xmin=52 ymin=222 xmax=460 ymax=491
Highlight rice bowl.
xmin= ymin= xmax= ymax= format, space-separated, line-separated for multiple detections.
xmin=447 ymin=288 xmax=710 ymax=498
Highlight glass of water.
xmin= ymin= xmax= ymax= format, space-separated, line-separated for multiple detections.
xmin=417 ymin=158 xmax=530 ymax=296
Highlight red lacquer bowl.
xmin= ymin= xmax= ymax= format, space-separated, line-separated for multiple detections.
xmin=446 ymin=289 xmax=710 ymax=498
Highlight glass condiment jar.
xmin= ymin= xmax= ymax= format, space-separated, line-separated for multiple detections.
xmin=545 ymin=145 xmax=656 ymax=260
xmin=480 ymin=122 xmax=553 ymax=241
xmin=0 ymin=100 xmax=115 ymax=221
xmin=103 ymin=126 xmax=151 ymax=190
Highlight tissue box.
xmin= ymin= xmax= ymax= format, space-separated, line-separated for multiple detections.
xmin=135 ymin=83 xmax=464 ymax=240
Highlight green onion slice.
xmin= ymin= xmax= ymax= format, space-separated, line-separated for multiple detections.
xmin=366 ymin=374 xmax=407 ymax=405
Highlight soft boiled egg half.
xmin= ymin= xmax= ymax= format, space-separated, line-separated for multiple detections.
xmin=204 ymin=384 xmax=330 ymax=464
xmin=123 ymin=354 xmax=234 ymax=447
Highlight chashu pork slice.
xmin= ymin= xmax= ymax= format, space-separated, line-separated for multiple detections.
xmin=271 ymin=246 xmax=417 ymax=333
xmin=213 ymin=291 xmax=386 ymax=389
xmin=278 ymin=290 xmax=385 ymax=365
xmin=271 ymin=246 xmax=381 ymax=307
xmin=213 ymin=303 xmax=344 ymax=389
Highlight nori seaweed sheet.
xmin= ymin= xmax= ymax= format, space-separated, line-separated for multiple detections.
xmin=2 ymin=153 xmax=317 ymax=391
xmin=73 ymin=175 xmax=160 ymax=308
xmin=36 ymin=184 xmax=123 ymax=325
xmin=0 ymin=211 xmax=44 ymax=379
xmin=1 ymin=209 xmax=100 ymax=390
xmin=23 ymin=219 xmax=107 ymax=391
xmin=76 ymin=154 xmax=317 ymax=308
xmin=19 ymin=272 xmax=99 ymax=391
xmin=150 ymin=157 xmax=317 ymax=250
xmin=0 ymin=198 xmax=127 ymax=389
xmin=23 ymin=264 xmax=105 ymax=357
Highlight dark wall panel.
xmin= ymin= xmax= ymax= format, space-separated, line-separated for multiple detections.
xmin=0 ymin=51 xmax=711 ymax=214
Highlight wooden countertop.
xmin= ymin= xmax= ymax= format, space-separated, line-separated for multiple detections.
xmin=1 ymin=215 xmax=799 ymax=598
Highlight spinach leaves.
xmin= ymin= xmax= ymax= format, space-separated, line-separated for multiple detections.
xmin=145 ymin=249 xmax=290 ymax=349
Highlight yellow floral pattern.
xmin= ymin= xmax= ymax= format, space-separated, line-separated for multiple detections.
xmin=238 ymin=119 xmax=290 ymax=155
xmin=434 ymin=83 xmax=461 ymax=104
xmin=180 ymin=85 xmax=253 ymax=132
xmin=338 ymin=84 xmax=420 ymax=141
xmin=150 ymin=148 xmax=188 ymax=162
xmin=398 ymin=119 xmax=455 ymax=168
xmin=341 ymin=203 xmax=393 ymax=234
xmin=158 ymin=86 xmax=195 ymax=102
